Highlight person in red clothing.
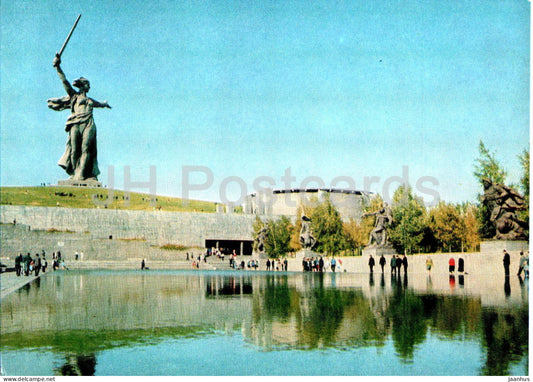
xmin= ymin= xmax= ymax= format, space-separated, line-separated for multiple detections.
xmin=449 ymin=257 xmax=455 ymax=273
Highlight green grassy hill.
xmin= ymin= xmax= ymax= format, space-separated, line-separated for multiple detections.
xmin=0 ymin=186 xmax=220 ymax=212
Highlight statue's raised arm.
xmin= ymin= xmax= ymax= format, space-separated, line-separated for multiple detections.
xmin=53 ymin=54 xmax=76 ymax=97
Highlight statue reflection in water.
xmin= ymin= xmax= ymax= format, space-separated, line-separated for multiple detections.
xmin=56 ymin=354 xmax=96 ymax=376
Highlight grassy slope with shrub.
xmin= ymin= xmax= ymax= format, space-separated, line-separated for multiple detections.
xmin=0 ymin=186 xmax=217 ymax=212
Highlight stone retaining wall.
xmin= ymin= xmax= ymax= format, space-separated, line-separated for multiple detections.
xmin=1 ymin=205 xmax=255 ymax=247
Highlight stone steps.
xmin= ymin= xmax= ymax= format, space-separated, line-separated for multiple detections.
xmin=64 ymin=259 xmax=235 ymax=271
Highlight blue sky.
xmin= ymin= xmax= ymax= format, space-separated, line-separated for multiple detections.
xmin=1 ymin=0 xmax=530 ymax=205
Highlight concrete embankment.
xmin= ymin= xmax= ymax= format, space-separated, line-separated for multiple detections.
xmin=1 ymin=272 xmax=43 ymax=299
xmin=0 ymin=258 xmax=232 ymax=298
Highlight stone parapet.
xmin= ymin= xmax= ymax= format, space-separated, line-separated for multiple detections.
xmin=58 ymin=179 xmax=102 ymax=188
xmin=362 ymin=245 xmax=398 ymax=257
xmin=480 ymin=240 xmax=529 ymax=254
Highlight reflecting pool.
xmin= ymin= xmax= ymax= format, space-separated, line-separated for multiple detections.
xmin=0 ymin=270 xmax=528 ymax=376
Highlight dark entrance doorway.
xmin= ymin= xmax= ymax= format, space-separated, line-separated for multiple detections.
xmin=205 ymin=239 xmax=253 ymax=256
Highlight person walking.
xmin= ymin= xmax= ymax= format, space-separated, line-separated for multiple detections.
xmin=24 ymin=253 xmax=32 ymax=276
xmin=425 ymin=257 xmax=433 ymax=272
xmin=503 ymin=250 xmax=510 ymax=276
xmin=42 ymin=256 xmax=48 ymax=273
xmin=516 ymin=251 xmax=526 ymax=276
xmin=15 ymin=254 xmax=22 ymax=277
xmin=331 ymin=258 xmax=337 ymax=272
xmin=396 ymin=255 xmax=402 ymax=274
xmin=449 ymin=257 xmax=455 ymax=273
xmin=458 ymin=257 xmax=465 ymax=273
xmin=390 ymin=255 xmax=397 ymax=275
xmin=34 ymin=254 xmax=42 ymax=277
xmin=402 ymin=254 xmax=408 ymax=274
xmin=368 ymin=255 xmax=375 ymax=273
xmin=379 ymin=254 xmax=386 ymax=273
xmin=266 ymin=259 xmax=271 ymax=271
xmin=517 ymin=251 xmax=527 ymax=277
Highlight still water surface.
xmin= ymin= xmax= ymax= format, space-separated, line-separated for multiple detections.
xmin=0 ymin=270 xmax=528 ymax=376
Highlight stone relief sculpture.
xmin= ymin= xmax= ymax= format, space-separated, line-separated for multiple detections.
xmin=363 ymin=202 xmax=393 ymax=247
xmin=299 ymin=214 xmax=316 ymax=249
xmin=481 ymin=178 xmax=528 ymax=240
xmin=255 ymin=225 xmax=268 ymax=254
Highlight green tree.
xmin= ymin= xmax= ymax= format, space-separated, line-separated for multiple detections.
xmin=388 ymin=185 xmax=428 ymax=254
xmin=253 ymin=216 xmax=294 ymax=257
xmin=474 ymin=140 xmax=507 ymax=184
xmin=474 ymin=141 xmax=508 ymax=239
xmin=518 ymin=149 xmax=529 ymax=197
xmin=429 ymin=202 xmax=466 ymax=252
xmin=461 ymin=203 xmax=481 ymax=252
xmin=310 ymin=196 xmax=348 ymax=255
xmin=517 ymin=149 xmax=529 ymax=238
xmin=343 ymin=219 xmax=366 ymax=256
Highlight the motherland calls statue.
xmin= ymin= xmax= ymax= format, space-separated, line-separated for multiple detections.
xmin=299 ymin=214 xmax=316 ymax=250
xmin=47 ymin=15 xmax=111 ymax=182
xmin=363 ymin=202 xmax=393 ymax=247
xmin=481 ymin=178 xmax=528 ymax=240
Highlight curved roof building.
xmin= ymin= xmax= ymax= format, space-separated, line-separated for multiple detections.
xmin=243 ymin=188 xmax=373 ymax=222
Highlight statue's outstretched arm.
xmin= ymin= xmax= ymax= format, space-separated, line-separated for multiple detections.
xmin=92 ymin=99 xmax=112 ymax=109
xmin=53 ymin=54 xmax=75 ymax=97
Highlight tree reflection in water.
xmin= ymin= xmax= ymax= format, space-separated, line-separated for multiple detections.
xmin=481 ymin=308 xmax=528 ymax=375
xmin=263 ymin=275 xmax=292 ymax=321
xmin=56 ymin=354 xmax=96 ymax=376
xmin=1 ymin=271 xmax=528 ymax=376
xmin=251 ymin=272 xmax=527 ymax=372
xmin=388 ymin=273 xmax=427 ymax=360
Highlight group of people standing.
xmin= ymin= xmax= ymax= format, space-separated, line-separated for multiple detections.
xmin=267 ymin=258 xmax=287 ymax=271
xmin=447 ymin=257 xmax=465 ymax=274
xmin=302 ymin=257 xmax=339 ymax=272
xmin=187 ymin=250 xmax=530 ymax=276
xmin=15 ymin=252 xmax=45 ymax=277
xmin=14 ymin=250 xmax=65 ymax=277
xmin=369 ymin=254 xmax=408 ymax=275
xmin=232 ymin=258 xmax=260 ymax=270
xmin=503 ymin=249 xmax=529 ymax=278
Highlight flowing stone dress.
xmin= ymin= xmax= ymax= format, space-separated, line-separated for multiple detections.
xmin=48 ymin=93 xmax=100 ymax=180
